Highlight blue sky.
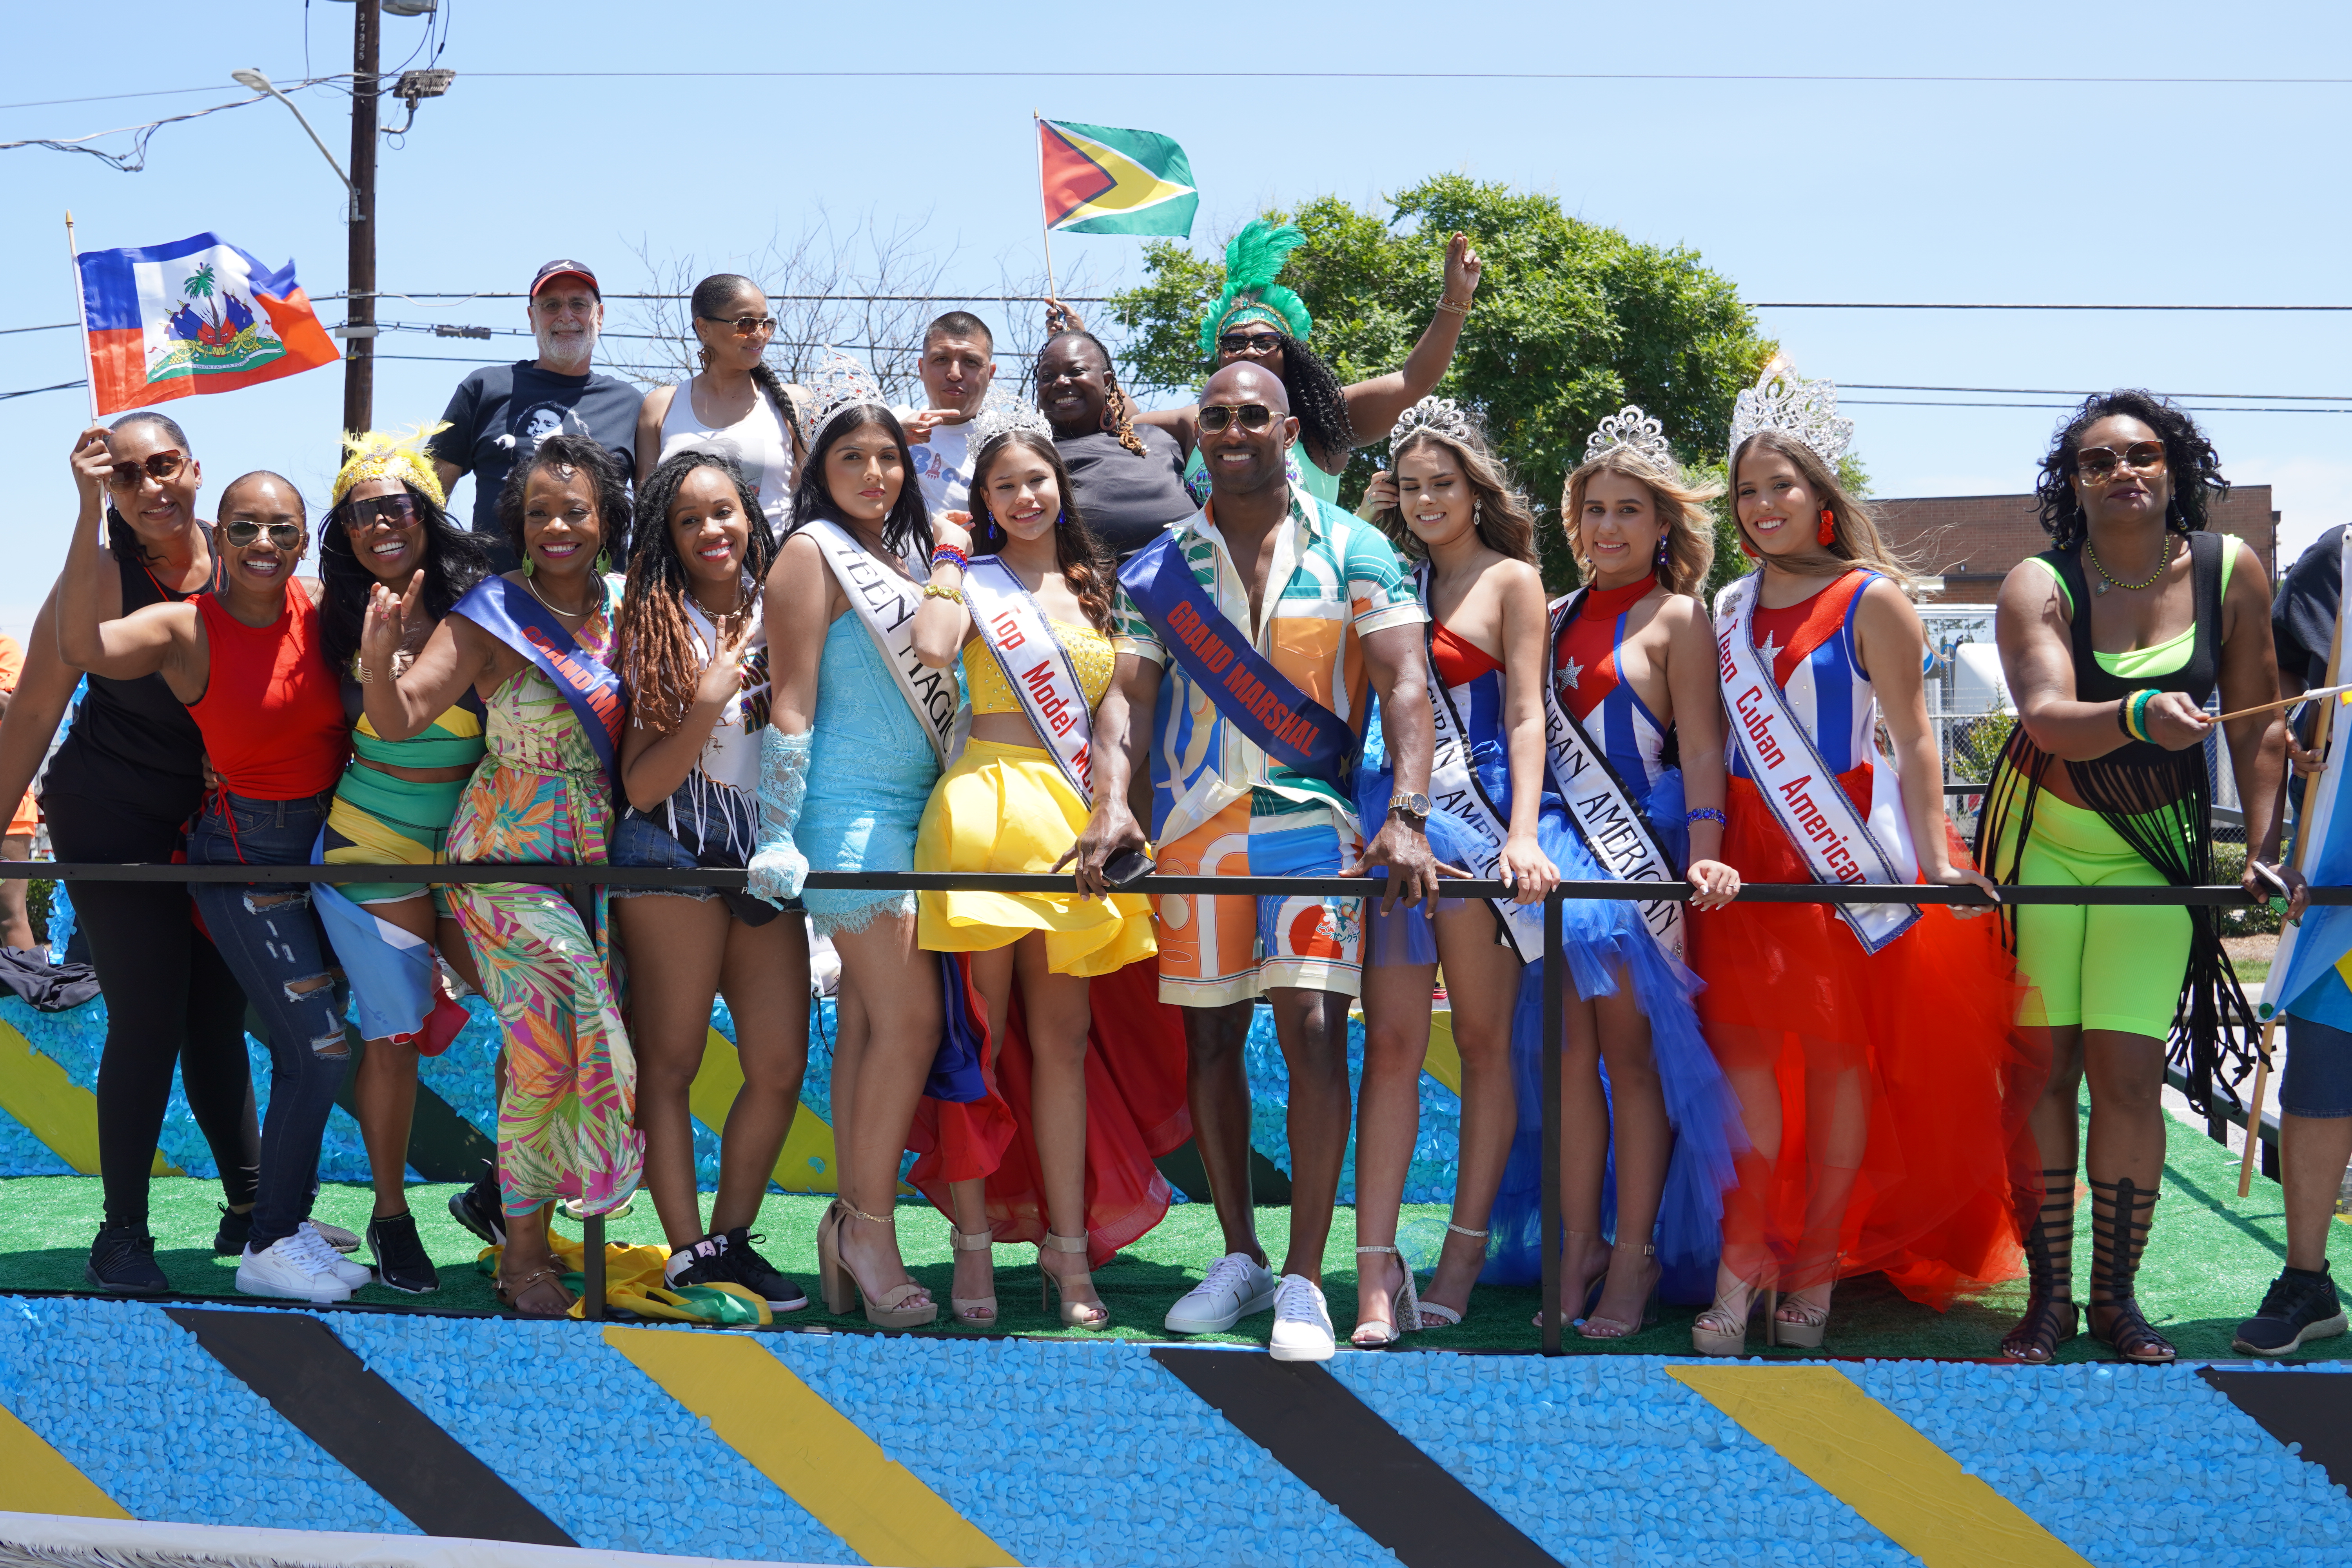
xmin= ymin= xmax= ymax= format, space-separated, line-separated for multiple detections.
xmin=2 ymin=0 xmax=2348 ymax=638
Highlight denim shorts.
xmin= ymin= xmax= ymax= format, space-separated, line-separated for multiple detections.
xmin=2283 ymin=1014 xmax=2352 ymax=1119
xmin=610 ymin=783 xmax=785 ymax=927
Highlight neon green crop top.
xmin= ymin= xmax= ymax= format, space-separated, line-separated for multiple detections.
xmin=2024 ymin=534 xmax=2238 ymax=679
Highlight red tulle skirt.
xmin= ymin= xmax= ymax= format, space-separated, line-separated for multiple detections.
xmin=1690 ymin=773 xmax=2045 ymax=1308
xmin=907 ymin=955 xmax=1193 ymax=1267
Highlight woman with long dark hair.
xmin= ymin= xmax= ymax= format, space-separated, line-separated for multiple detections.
xmin=1982 ymin=391 xmax=2288 ymax=1363
xmin=612 ymin=448 xmax=809 ymax=1312
xmin=635 ymin=274 xmax=804 ymax=528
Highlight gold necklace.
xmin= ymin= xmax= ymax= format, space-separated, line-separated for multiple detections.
xmin=2085 ymin=535 xmax=2177 ymax=596
xmin=521 ymin=569 xmax=598 ymax=619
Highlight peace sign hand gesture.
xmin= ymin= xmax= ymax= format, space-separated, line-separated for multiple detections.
xmin=361 ymin=570 xmax=423 ymax=681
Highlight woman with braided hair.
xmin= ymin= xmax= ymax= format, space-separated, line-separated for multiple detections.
xmin=1036 ymin=331 xmax=1193 ymax=560
xmin=636 ymin=274 xmax=806 ymax=528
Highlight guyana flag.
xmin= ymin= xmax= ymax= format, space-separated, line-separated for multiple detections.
xmin=1038 ymin=118 xmax=1198 ymax=238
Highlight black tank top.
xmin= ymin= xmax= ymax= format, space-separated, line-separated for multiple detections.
xmin=2038 ymin=529 xmax=2225 ymax=771
xmin=41 ymin=544 xmax=212 ymax=821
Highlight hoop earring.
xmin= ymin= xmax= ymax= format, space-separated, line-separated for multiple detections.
xmin=1817 ymin=508 xmax=1837 ymax=546
xmin=697 ymin=345 xmax=711 ymax=368
xmin=521 ymin=554 xmax=535 ymax=577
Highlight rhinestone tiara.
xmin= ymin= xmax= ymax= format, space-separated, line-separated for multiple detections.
xmin=1728 ymin=353 xmax=1853 ymax=466
xmin=1582 ymin=405 xmax=1676 ymax=474
xmin=1387 ymin=396 xmax=1478 ymax=450
xmin=800 ymin=350 xmax=888 ymax=448
xmin=963 ymin=390 xmax=1051 ymax=452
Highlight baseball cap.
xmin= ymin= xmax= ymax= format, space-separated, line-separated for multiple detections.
xmin=530 ymin=260 xmax=599 ymax=299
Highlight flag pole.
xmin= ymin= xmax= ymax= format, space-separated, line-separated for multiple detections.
xmin=1034 ymin=111 xmax=1060 ymax=307
xmin=63 ymin=211 xmax=99 ymax=424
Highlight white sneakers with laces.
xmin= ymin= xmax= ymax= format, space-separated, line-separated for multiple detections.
xmin=237 ymin=1232 xmax=355 ymax=1303
xmin=1269 ymin=1273 xmax=1337 ymax=1363
xmin=1163 ymin=1252 xmax=1277 ymax=1334
xmin=298 ymin=1222 xmax=374 ymax=1288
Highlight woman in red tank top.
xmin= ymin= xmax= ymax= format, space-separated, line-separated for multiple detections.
xmin=58 ymin=469 xmax=365 ymax=1308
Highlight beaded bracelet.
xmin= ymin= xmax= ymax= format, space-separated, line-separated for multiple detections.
xmin=2124 ymin=688 xmax=2159 ymax=743
xmin=921 ymin=582 xmax=963 ymax=604
xmin=930 ymin=545 xmax=969 ymax=572
xmin=1685 ymin=806 xmax=1729 ymax=828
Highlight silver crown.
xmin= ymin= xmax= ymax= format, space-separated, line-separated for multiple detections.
xmin=1387 ymin=396 xmax=1478 ymax=450
xmin=962 ymin=390 xmax=1052 ymax=452
xmin=1728 ymin=353 xmax=1853 ymax=465
xmin=1583 ymin=405 xmax=1676 ymax=473
xmin=801 ymin=350 xmax=887 ymax=447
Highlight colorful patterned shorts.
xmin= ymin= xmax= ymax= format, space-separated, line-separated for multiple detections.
xmin=1151 ymin=787 xmax=1363 ymax=1007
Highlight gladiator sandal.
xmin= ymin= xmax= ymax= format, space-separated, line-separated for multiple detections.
xmin=2087 ymin=1174 xmax=2175 ymax=1364
xmin=1999 ymin=1168 xmax=2081 ymax=1362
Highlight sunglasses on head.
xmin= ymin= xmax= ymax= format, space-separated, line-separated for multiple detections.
xmin=344 ymin=493 xmax=420 ymax=530
xmin=2075 ymin=441 xmax=2167 ymax=482
xmin=223 ymin=520 xmax=303 ymax=550
xmin=1197 ymin=402 xmax=1281 ymax=434
xmin=1217 ymin=332 xmax=1283 ymax=355
xmin=105 ymin=450 xmax=185 ymax=490
xmin=700 ymin=314 xmax=775 ymax=337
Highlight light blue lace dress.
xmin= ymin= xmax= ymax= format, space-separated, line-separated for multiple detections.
xmin=798 ymin=614 xmax=942 ymax=937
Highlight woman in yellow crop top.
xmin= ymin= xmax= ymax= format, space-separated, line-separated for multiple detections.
xmin=911 ymin=421 xmax=1162 ymax=1330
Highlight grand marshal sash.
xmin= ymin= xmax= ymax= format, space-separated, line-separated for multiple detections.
xmin=1715 ymin=572 xmax=1920 ymax=953
xmin=1527 ymin=586 xmax=1686 ymax=964
xmin=1117 ymin=530 xmax=1353 ymax=788
xmin=808 ymin=517 xmax=963 ymax=767
xmin=450 ymin=574 xmax=624 ymax=779
xmin=962 ymin=557 xmax=1096 ymax=800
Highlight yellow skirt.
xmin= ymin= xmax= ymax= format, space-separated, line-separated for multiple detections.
xmin=915 ymin=738 xmax=1155 ymax=976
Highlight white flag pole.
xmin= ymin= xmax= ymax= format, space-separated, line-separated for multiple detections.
xmin=63 ymin=211 xmax=100 ymax=424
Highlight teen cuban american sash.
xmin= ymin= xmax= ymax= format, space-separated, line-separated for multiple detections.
xmin=808 ymin=517 xmax=964 ymax=766
xmin=1715 ymin=572 xmax=1920 ymax=953
xmin=961 ymin=556 xmax=1097 ymax=799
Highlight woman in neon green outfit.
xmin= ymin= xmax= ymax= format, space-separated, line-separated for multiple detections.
xmin=1984 ymin=390 xmax=2295 ymax=1365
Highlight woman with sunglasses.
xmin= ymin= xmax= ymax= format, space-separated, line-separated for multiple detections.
xmin=6 ymin=419 xmax=261 ymax=1294
xmin=1981 ymin=392 xmax=2290 ymax=1364
xmin=58 ymin=461 xmax=364 ymax=1305
xmin=636 ymin=274 xmax=804 ymax=529
xmin=313 ymin=426 xmax=495 ymax=1295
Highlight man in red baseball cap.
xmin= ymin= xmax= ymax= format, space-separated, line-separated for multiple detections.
xmin=427 ymin=258 xmax=641 ymax=565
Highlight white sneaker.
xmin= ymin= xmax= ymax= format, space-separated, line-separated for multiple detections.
xmin=1163 ymin=1252 xmax=1278 ymax=1334
xmin=297 ymin=1223 xmax=374 ymax=1288
xmin=237 ymin=1236 xmax=354 ymax=1303
xmin=306 ymin=1219 xmax=361 ymax=1254
xmin=1269 ymin=1274 xmax=1337 ymax=1363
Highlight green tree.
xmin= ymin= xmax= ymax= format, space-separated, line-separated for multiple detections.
xmin=1109 ymin=174 xmax=1784 ymax=594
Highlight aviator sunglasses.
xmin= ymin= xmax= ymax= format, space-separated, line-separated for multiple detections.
xmin=1196 ymin=402 xmax=1282 ymax=434
xmin=699 ymin=313 xmax=776 ymax=337
xmin=222 ymin=520 xmax=304 ymax=550
xmin=2074 ymin=441 xmax=2167 ymax=483
xmin=1217 ymin=331 xmax=1283 ymax=356
xmin=344 ymin=493 xmax=421 ymax=530
xmin=104 ymin=450 xmax=186 ymax=490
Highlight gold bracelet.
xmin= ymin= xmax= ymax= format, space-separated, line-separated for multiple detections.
xmin=921 ymin=582 xmax=963 ymax=604
xmin=1434 ymin=298 xmax=1471 ymax=316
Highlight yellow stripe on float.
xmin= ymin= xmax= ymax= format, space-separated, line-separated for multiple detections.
xmin=687 ymin=1026 xmax=844 ymax=1194
xmin=1669 ymin=1365 xmax=2089 ymax=1568
xmin=0 ymin=1398 xmax=131 ymax=1519
xmin=0 ymin=1018 xmax=177 ymax=1177
xmin=604 ymin=1328 xmax=1016 ymax=1567
xmin=1424 ymin=1006 xmax=1464 ymax=1096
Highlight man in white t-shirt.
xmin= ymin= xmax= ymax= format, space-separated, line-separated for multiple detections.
xmin=899 ymin=311 xmax=997 ymax=517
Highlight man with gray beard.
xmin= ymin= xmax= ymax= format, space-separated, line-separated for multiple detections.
xmin=428 ymin=259 xmax=642 ymax=569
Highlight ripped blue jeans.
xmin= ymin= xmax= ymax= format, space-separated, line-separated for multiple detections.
xmin=188 ymin=790 xmax=350 ymax=1251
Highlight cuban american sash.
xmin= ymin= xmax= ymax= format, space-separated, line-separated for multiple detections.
xmin=808 ymin=517 xmax=963 ymax=767
xmin=1117 ymin=530 xmax=1354 ymax=788
xmin=962 ymin=557 xmax=1096 ymax=800
xmin=1715 ymin=572 xmax=1920 ymax=953
xmin=451 ymin=574 xmax=624 ymax=779
xmin=1534 ymin=586 xmax=1686 ymax=964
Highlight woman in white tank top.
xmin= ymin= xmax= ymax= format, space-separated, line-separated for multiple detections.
xmin=635 ymin=273 xmax=804 ymax=528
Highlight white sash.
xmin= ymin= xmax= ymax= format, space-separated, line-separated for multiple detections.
xmin=808 ymin=517 xmax=964 ymax=768
xmin=1535 ymin=587 xmax=1686 ymax=964
xmin=962 ymin=557 xmax=1096 ymax=800
xmin=1714 ymin=572 xmax=1920 ymax=953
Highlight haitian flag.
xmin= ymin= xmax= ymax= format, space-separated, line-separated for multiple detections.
xmin=1038 ymin=118 xmax=1198 ymax=238
xmin=76 ymin=232 xmax=339 ymax=416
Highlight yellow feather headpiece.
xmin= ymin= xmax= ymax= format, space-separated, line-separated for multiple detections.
xmin=330 ymin=423 xmax=450 ymax=510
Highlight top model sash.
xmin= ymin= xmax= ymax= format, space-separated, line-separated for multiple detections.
xmin=451 ymin=574 xmax=624 ymax=779
xmin=808 ymin=518 xmax=963 ymax=768
xmin=1531 ymin=586 xmax=1686 ymax=964
xmin=962 ymin=557 xmax=1096 ymax=800
xmin=1117 ymin=530 xmax=1354 ymax=788
xmin=1715 ymin=572 xmax=1920 ymax=954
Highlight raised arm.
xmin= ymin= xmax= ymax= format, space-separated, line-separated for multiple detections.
xmin=1660 ymin=595 xmax=1740 ymax=910
xmin=58 ymin=429 xmax=195 ymax=684
xmin=1495 ymin=561 xmax=1561 ymax=904
xmin=1858 ymin=579 xmax=1994 ymax=900
xmin=359 ymin=572 xmax=490 ymax=740
xmin=1351 ymin=619 xmax=1445 ymax=911
xmin=1334 ymin=234 xmax=1482 ymax=454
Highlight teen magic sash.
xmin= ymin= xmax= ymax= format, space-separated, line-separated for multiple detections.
xmin=1715 ymin=572 xmax=1920 ymax=954
xmin=808 ymin=518 xmax=962 ymax=768
xmin=450 ymin=574 xmax=624 ymax=779
xmin=962 ymin=557 xmax=1096 ymax=799
xmin=1532 ymin=586 xmax=1686 ymax=965
xmin=1117 ymin=530 xmax=1353 ymax=788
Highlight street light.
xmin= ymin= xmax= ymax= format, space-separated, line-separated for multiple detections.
xmin=229 ymin=69 xmax=355 ymax=221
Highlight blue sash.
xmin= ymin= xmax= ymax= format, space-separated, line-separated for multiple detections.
xmin=450 ymin=575 xmax=624 ymax=780
xmin=1117 ymin=531 xmax=1354 ymax=787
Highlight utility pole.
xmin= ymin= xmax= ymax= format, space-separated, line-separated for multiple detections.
xmin=343 ymin=0 xmax=379 ymax=436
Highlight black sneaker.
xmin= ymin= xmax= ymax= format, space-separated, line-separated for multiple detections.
xmin=86 ymin=1224 xmax=167 ymax=1296
xmin=723 ymin=1227 xmax=809 ymax=1312
xmin=213 ymin=1204 xmax=254 ymax=1258
xmin=665 ymin=1232 xmax=735 ymax=1290
xmin=366 ymin=1211 xmax=440 ymax=1295
xmin=447 ymin=1163 xmax=507 ymax=1248
xmin=2234 ymin=1264 xmax=2348 ymax=1357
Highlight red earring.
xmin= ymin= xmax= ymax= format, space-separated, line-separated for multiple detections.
xmin=1817 ymin=508 xmax=1837 ymax=546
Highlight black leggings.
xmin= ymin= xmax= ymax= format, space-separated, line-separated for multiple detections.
xmin=47 ymin=793 xmax=259 ymax=1229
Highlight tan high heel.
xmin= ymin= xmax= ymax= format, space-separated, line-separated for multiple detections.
xmin=1416 ymin=1222 xmax=1485 ymax=1328
xmin=1692 ymin=1275 xmax=1768 ymax=1357
xmin=1039 ymin=1232 xmax=1109 ymax=1327
xmin=949 ymin=1224 xmax=998 ymax=1327
xmin=1350 ymin=1245 xmax=1421 ymax=1347
xmin=1773 ymin=1281 xmax=1833 ymax=1350
xmin=817 ymin=1200 xmax=938 ymax=1329
xmin=1529 ymin=1229 xmax=1611 ymax=1330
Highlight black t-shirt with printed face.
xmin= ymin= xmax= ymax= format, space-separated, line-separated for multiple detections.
xmin=428 ymin=361 xmax=642 ymax=535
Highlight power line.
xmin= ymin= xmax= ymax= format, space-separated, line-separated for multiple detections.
xmin=1847 ymin=384 xmax=2352 ymax=402
xmin=1844 ymin=398 xmax=2352 ymax=414
xmin=467 ymin=70 xmax=2352 ymax=85
xmin=1756 ymin=301 xmax=2352 ymax=311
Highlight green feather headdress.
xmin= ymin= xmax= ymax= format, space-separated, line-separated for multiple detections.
xmin=1197 ymin=219 xmax=1313 ymax=358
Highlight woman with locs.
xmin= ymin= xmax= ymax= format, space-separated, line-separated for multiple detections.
xmin=360 ymin=433 xmax=644 ymax=1319
xmin=1982 ymin=391 xmax=2292 ymax=1364
xmin=4 ymin=417 xmax=261 ymax=1294
xmin=635 ymin=273 xmax=806 ymax=529
xmin=612 ymin=448 xmax=809 ymax=1313
xmin=57 ymin=454 xmax=368 ymax=1306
